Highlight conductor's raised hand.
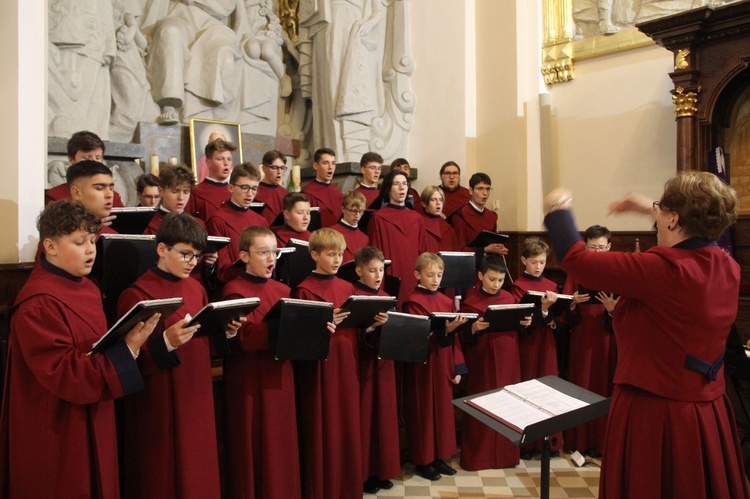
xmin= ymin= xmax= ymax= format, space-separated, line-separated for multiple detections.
xmin=596 ymin=292 xmax=620 ymax=314
xmin=124 ymin=313 xmax=161 ymax=353
xmin=607 ymin=192 xmax=654 ymax=216
xmin=544 ymin=188 xmax=573 ymax=214
xmin=164 ymin=318 xmax=200 ymax=348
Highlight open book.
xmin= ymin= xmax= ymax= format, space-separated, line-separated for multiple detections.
xmin=89 ymin=298 xmax=183 ymax=354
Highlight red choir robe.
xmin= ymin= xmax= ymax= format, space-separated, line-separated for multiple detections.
xmin=451 ymin=202 xmax=499 ymax=262
xmin=302 ymin=180 xmax=343 ymax=227
xmin=273 ymin=225 xmax=311 ymax=248
xmin=367 ymin=204 xmax=428 ymax=304
xmin=222 ymin=272 xmax=301 ymax=499
xmin=45 ymin=182 xmax=125 ymax=207
xmin=207 ymin=201 xmax=269 ymax=284
xmin=117 ymin=268 xmax=221 ymax=499
xmin=459 ymin=287 xmax=521 ymax=470
xmin=185 ymin=178 xmax=230 ymax=222
xmin=254 ymin=181 xmax=288 ymax=225
xmin=561 ymin=275 xmax=616 ymax=455
xmin=441 ymin=185 xmax=471 ymax=218
xmin=511 ymin=272 xmax=563 ymax=452
xmin=421 ymin=212 xmax=460 ymax=253
xmin=0 ymin=260 xmax=143 ymax=499
xmin=355 ymin=183 xmax=380 ymax=207
xmin=546 ymin=209 xmax=748 ymax=498
xmin=292 ymin=273 xmax=363 ymax=499
xmin=328 ymin=220 xmax=369 ymax=263
xmin=352 ymin=281 xmax=401 ymax=481
xmin=402 ymin=287 xmax=466 ymax=465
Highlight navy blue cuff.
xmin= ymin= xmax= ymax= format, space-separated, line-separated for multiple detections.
xmin=454 ymin=362 xmax=468 ymax=376
xmin=544 ymin=210 xmax=582 ymax=263
xmin=104 ymin=341 xmax=144 ymax=395
xmin=148 ymin=332 xmax=181 ymax=369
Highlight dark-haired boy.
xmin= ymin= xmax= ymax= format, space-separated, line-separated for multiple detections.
xmin=68 ymin=160 xmax=120 ymax=234
xmin=135 ymin=173 xmax=161 ymax=207
xmin=274 ymin=192 xmax=312 ymax=247
xmin=562 ymin=225 xmax=618 ymax=458
xmin=353 ymin=246 xmax=399 ymax=494
xmin=221 ymin=226 xmax=301 ymax=499
xmin=452 ymin=172 xmax=508 ymax=260
xmin=459 ymin=256 xmax=531 ymax=470
xmin=328 ymin=190 xmax=369 ymax=263
xmin=1 ymin=201 xmax=158 ymax=497
xmin=117 ymin=212 xmax=242 ymax=498
xmin=293 ymin=228 xmax=362 ymax=498
xmin=438 ymin=161 xmax=471 ymax=217
xmin=391 ymin=158 xmax=422 ymax=213
xmin=207 ymin=164 xmax=269 ymax=284
xmin=185 ymin=138 xmax=236 ymax=221
xmin=45 ymin=130 xmax=125 ymax=207
xmin=356 ymin=152 xmax=383 ymax=206
xmin=302 ymin=148 xmax=343 ymax=227
xmin=254 ymin=150 xmax=289 ymax=225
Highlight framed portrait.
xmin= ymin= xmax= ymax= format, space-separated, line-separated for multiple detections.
xmin=189 ymin=118 xmax=243 ymax=183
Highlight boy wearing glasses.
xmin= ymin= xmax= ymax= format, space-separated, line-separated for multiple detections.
xmin=391 ymin=157 xmax=422 ymax=213
xmin=452 ymin=173 xmax=509 ymax=260
xmin=561 ymin=225 xmax=619 ymax=458
xmin=118 ymin=213 xmax=243 ymax=498
xmin=255 ymin=150 xmax=290 ymax=225
xmin=302 ymin=147 xmax=343 ymax=227
xmin=329 ymin=190 xmax=369 ymax=263
xmin=356 ymin=151 xmax=383 ymax=206
xmin=221 ymin=226 xmax=302 ymax=499
xmin=439 ymin=161 xmax=471 ymax=217
xmin=186 ymin=138 xmax=236 ymax=222
xmin=207 ymin=163 xmax=269 ymax=284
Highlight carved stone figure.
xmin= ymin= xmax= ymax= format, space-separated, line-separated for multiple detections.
xmin=48 ymin=0 xmax=115 ymax=139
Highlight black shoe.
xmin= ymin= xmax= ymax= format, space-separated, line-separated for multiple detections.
xmin=585 ymin=448 xmax=602 ymax=459
xmin=363 ymin=476 xmax=380 ymax=494
xmin=431 ymin=459 xmax=457 ymax=476
xmin=550 ymin=450 xmax=560 ymax=458
xmin=520 ymin=451 xmax=533 ymax=460
xmin=415 ymin=464 xmax=441 ymax=481
xmin=378 ymin=479 xmax=394 ymax=490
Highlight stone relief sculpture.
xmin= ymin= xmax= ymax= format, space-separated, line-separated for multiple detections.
xmin=48 ymin=0 xmax=116 ymax=139
xmin=46 ymin=0 xmax=413 ymax=167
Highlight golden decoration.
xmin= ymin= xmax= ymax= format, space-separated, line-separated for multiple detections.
xmin=675 ymin=49 xmax=690 ymax=70
xmin=671 ymin=86 xmax=701 ymax=117
xmin=279 ymin=0 xmax=299 ymax=45
xmin=542 ymin=42 xmax=574 ymax=85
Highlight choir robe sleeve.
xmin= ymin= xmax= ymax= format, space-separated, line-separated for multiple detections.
xmin=13 ymin=297 xmax=143 ymax=402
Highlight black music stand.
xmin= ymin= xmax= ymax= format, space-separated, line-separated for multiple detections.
xmin=453 ymin=376 xmax=610 ymax=499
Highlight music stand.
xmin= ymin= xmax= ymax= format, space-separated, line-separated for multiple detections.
xmin=453 ymin=376 xmax=610 ymax=499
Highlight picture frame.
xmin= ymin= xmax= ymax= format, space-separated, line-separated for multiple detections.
xmin=189 ymin=118 xmax=243 ymax=182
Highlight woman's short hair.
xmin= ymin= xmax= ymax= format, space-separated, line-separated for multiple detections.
xmin=660 ymin=171 xmax=739 ymax=241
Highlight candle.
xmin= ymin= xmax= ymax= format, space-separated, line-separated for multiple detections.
xmin=292 ymin=164 xmax=301 ymax=192
xmin=149 ymin=155 xmax=159 ymax=175
xmin=168 ymin=156 xmax=178 ymax=166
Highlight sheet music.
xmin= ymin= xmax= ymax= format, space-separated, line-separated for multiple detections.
xmin=469 ymin=390 xmax=551 ymax=431
xmin=503 ymin=379 xmax=588 ymax=415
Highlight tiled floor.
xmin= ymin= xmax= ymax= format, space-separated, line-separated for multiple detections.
xmin=366 ymin=452 xmax=602 ymax=498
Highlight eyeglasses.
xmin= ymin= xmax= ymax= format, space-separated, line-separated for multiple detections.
xmin=141 ymin=195 xmax=161 ymax=201
xmin=473 ymin=187 xmax=492 ymax=193
xmin=232 ymin=184 xmax=259 ymax=193
xmin=343 ymin=207 xmax=364 ymax=215
xmin=442 ymin=171 xmax=460 ymax=177
xmin=248 ymin=248 xmax=282 ymax=260
xmin=363 ymin=165 xmax=382 ymax=171
xmin=652 ymin=200 xmax=672 ymax=214
xmin=392 ymin=181 xmax=409 ymax=188
xmin=264 ymin=164 xmax=288 ymax=172
xmin=166 ymin=245 xmax=203 ymax=262
xmin=585 ymin=244 xmax=609 ymax=252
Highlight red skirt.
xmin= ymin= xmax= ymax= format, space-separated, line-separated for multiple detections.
xmin=600 ymin=384 xmax=749 ymax=499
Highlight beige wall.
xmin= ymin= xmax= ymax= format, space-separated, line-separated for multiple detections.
xmin=0 ymin=1 xmax=19 ymax=263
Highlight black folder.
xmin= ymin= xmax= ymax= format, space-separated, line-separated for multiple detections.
xmin=430 ymin=312 xmax=479 ymax=345
xmin=93 ymin=234 xmax=157 ymax=302
xmin=186 ymin=297 xmax=260 ymax=337
xmin=89 ymin=297 xmax=183 ymax=354
xmin=483 ymin=303 xmax=536 ymax=332
xmin=577 ymin=283 xmax=619 ymax=303
xmin=468 ymin=230 xmax=510 ymax=248
xmin=437 ymin=251 xmax=477 ymax=288
xmin=205 ymin=236 xmax=231 ymax=254
xmin=264 ymin=298 xmax=334 ymax=360
xmin=109 ymin=207 xmax=157 ymax=234
xmin=276 ymin=239 xmax=315 ymax=286
xmin=379 ymin=311 xmax=431 ymax=363
xmin=520 ymin=290 xmax=574 ymax=317
xmin=248 ymin=202 xmax=265 ymax=215
xmin=338 ymin=295 xmax=398 ymax=329
xmin=270 ymin=206 xmax=322 ymax=231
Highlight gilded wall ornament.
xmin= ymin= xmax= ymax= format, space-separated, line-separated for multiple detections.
xmin=671 ymin=86 xmax=700 ymax=117
xmin=675 ymin=49 xmax=690 ymax=70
